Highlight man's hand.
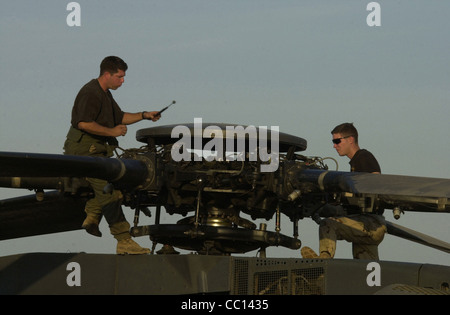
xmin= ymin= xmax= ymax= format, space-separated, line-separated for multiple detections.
xmin=112 ymin=124 xmax=127 ymax=137
xmin=143 ymin=111 xmax=161 ymax=122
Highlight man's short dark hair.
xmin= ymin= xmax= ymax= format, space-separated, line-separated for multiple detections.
xmin=99 ymin=56 xmax=128 ymax=76
xmin=331 ymin=122 xmax=359 ymax=144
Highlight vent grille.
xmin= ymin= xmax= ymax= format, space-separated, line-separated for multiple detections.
xmin=233 ymin=258 xmax=326 ymax=295
xmin=291 ymin=268 xmax=325 ymax=295
xmin=233 ymin=259 xmax=249 ymax=295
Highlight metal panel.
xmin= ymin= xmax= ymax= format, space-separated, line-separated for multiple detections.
xmin=0 ymin=253 xmax=231 ymax=295
xmin=0 ymin=253 xmax=448 ymax=295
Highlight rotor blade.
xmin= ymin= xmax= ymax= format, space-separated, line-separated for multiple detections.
xmin=0 ymin=151 xmax=148 ymax=187
xmin=0 ymin=191 xmax=87 ymax=240
xmin=386 ymin=221 xmax=450 ymax=254
xmin=296 ymin=169 xmax=450 ymax=212
xmin=0 ymin=177 xmax=65 ymax=189
xmin=345 ymin=172 xmax=450 ymax=198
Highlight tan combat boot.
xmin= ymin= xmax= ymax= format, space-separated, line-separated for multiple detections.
xmin=81 ymin=215 xmax=102 ymax=237
xmin=300 ymin=246 xmax=331 ymax=259
xmin=117 ymin=238 xmax=151 ymax=255
xmin=301 ymin=246 xmax=319 ymax=258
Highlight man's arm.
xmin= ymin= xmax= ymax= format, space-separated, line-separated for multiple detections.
xmin=122 ymin=111 xmax=161 ymax=125
xmin=78 ymin=121 xmax=127 ymax=137
xmin=78 ymin=111 xmax=161 ymax=137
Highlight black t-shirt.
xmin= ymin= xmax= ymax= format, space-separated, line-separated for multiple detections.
xmin=349 ymin=149 xmax=381 ymax=173
xmin=71 ymin=79 xmax=124 ymax=129
xmin=347 ymin=149 xmax=383 ymax=214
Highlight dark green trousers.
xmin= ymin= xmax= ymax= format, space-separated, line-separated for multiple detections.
xmin=64 ymin=127 xmax=130 ymax=240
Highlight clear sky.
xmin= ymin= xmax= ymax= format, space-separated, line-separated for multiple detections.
xmin=1 ymin=1 xmax=449 ymax=266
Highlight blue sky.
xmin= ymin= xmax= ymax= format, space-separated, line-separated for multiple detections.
xmin=1 ymin=1 xmax=449 ymax=265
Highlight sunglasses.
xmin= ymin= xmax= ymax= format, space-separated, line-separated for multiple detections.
xmin=332 ymin=135 xmax=352 ymax=145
